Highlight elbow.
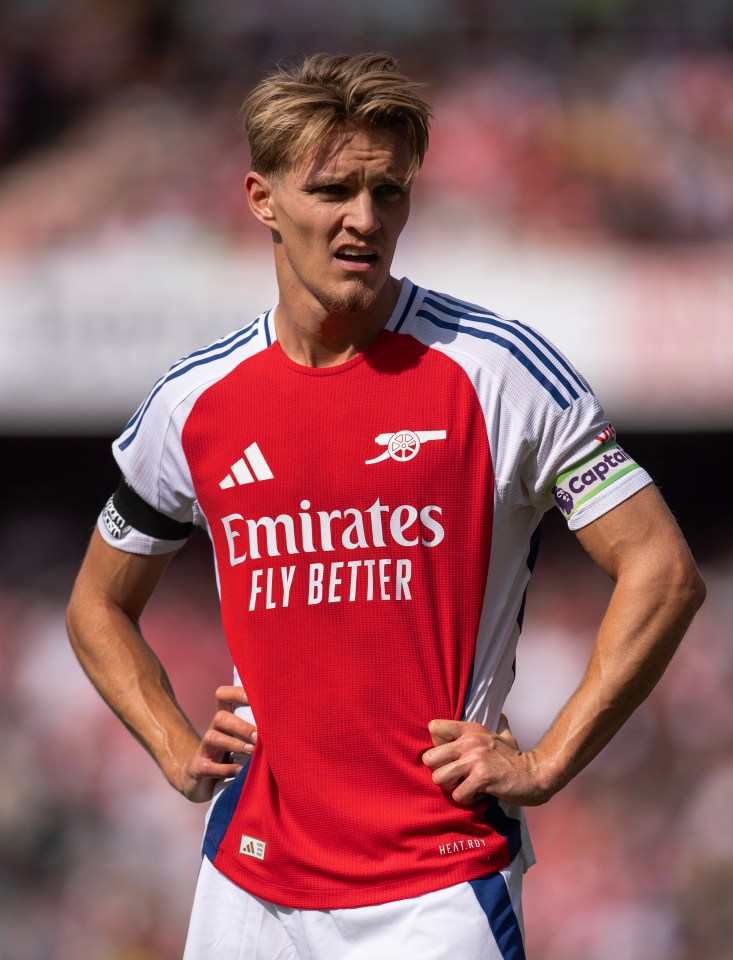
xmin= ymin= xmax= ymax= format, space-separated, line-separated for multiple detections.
xmin=65 ymin=590 xmax=83 ymax=653
xmin=668 ymin=553 xmax=706 ymax=620
xmin=689 ymin=565 xmax=707 ymax=613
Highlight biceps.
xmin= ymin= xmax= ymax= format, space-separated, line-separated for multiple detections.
xmin=70 ymin=528 xmax=177 ymax=621
xmin=574 ymin=484 xmax=693 ymax=582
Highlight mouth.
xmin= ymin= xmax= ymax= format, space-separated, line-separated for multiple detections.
xmin=334 ymin=245 xmax=379 ymax=269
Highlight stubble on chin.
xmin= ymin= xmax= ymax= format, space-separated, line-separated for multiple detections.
xmin=318 ymin=280 xmax=377 ymax=315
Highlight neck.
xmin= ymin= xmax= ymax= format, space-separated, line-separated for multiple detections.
xmin=274 ymin=277 xmax=402 ymax=368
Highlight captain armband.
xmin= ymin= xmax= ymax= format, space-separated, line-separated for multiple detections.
xmin=551 ymin=442 xmax=641 ymax=522
xmin=101 ymin=479 xmax=195 ymax=542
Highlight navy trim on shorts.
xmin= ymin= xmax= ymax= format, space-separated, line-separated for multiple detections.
xmin=203 ymin=761 xmax=250 ymax=861
xmin=469 ymin=871 xmax=526 ymax=960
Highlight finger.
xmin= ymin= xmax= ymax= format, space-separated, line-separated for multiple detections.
xmin=427 ymin=718 xmax=464 ymax=747
xmin=429 ymin=756 xmax=473 ymax=790
xmin=429 ymin=735 xmax=487 ymax=777
xmin=450 ymin=778 xmax=487 ymax=806
xmin=431 ymin=756 xmax=496 ymax=806
xmin=215 ymin=685 xmax=251 ymax=711
xmin=201 ymin=725 xmax=255 ymax=759
xmin=188 ymin=753 xmax=244 ymax=782
xmin=210 ymin=710 xmax=258 ymax=746
xmin=422 ymin=742 xmax=463 ymax=770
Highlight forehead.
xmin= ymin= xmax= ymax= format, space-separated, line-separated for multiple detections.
xmin=289 ymin=126 xmax=412 ymax=183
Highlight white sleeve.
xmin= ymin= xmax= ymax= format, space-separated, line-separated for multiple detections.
xmin=96 ymin=367 xmax=209 ymax=555
xmin=493 ymin=351 xmax=652 ymax=530
xmin=95 ymin=314 xmax=271 ymax=554
xmin=96 ymin=487 xmax=195 ymax=556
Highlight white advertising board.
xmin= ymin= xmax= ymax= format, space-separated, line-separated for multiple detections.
xmin=1 ymin=219 xmax=730 ymax=431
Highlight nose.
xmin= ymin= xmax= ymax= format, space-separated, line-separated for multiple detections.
xmin=343 ymin=191 xmax=380 ymax=235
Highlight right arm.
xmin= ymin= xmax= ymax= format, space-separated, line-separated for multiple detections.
xmin=66 ymin=529 xmax=255 ymax=802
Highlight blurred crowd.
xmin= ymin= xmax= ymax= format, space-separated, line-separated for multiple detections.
xmin=1 ymin=520 xmax=731 ymax=960
xmin=0 ymin=539 xmax=229 ymax=960
xmin=0 ymin=0 xmax=732 ymax=252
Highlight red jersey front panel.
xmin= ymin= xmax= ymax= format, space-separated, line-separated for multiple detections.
xmin=182 ymin=330 xmax=504 ymax=907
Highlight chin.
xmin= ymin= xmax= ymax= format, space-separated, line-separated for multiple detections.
xmin=320 ymin=281 xmax=378 ymax=315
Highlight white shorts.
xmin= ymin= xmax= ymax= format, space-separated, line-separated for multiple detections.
xmin=183 ymin=855 xmax=526 ymax=960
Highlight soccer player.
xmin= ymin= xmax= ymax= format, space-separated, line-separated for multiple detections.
xmin=66 ymin=52 xmax=705 ymax=959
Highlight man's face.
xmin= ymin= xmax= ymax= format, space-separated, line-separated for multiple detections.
xmin=248 ymin=126 xmax=413 ymax=317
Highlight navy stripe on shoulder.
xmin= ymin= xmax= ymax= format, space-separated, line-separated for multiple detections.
xmin=164 ymin=318 xmax=260 ymax=379
xmin=428 ymin=289 xmax=504 ymax=321
xmin=264 ymin=309 xmax=274 ymax=347
xmin=417 ymin=308 xmax=571 ymax=410
xmin=118 ymin=322 xmax=261 ymax=451
xmin=393 ymin=282 xmax=418 ymax=333
xmin=122 ymin=318 xmax=260 ymax=437
xmin=505 ymin=316 xmax=589 ymax=394
xmin=426 ymin=291 xmax=587 ymax=399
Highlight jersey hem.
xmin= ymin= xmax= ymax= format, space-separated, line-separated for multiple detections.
xmin=207 ymin=847 xmax=519 ymax=910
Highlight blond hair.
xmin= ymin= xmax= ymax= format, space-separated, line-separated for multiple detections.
xmin=242 ymin=52 xmax=431 ymax=182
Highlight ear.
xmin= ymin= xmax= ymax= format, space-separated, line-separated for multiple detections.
xmin=245 ymin=171 xmax=278 ymax=230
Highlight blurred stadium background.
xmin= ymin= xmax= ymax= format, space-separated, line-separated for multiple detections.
xmin=1 ymin=1 xmax=731 ymax=957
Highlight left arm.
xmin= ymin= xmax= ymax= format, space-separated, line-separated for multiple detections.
xmin=423 ymin=484 xmax=706 ymax=805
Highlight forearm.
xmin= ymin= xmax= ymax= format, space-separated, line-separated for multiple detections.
xmin=67 ymin=592 xmax=201 ymax=789
xmin=531 ymin=545 xmax=705 ymax=796
xmin=424 ymin=487 xmax=705 ymax=807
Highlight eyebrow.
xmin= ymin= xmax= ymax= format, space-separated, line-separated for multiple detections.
xmin=304 ymin=172 xmax=409 ymax=189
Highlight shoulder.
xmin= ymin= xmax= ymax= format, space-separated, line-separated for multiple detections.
xmin=402 ymin=285 xmax=593 ymax=417
xmin=398 ymin=284 xmax=618 ymax=507
xmin=115 ymin=312 xmax=272 ymax=455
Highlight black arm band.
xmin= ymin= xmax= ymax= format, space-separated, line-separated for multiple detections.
xmin=113 ymin=480 xmax=195 ymax=541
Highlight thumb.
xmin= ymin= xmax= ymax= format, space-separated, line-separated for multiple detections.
xmin=428 ymin=718 xmax=463 ymax=748
xmin=496 ymin=713 xmax=519 ymax=750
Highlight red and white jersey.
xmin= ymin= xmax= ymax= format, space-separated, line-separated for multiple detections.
xmin=101 ymin=279 xmax=651 ymax=909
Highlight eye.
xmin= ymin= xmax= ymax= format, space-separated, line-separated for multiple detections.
xmin=375 ymin=184 xmax=405 ymax=201
xmin=312 ymin=183 xmax=349 ymax=198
